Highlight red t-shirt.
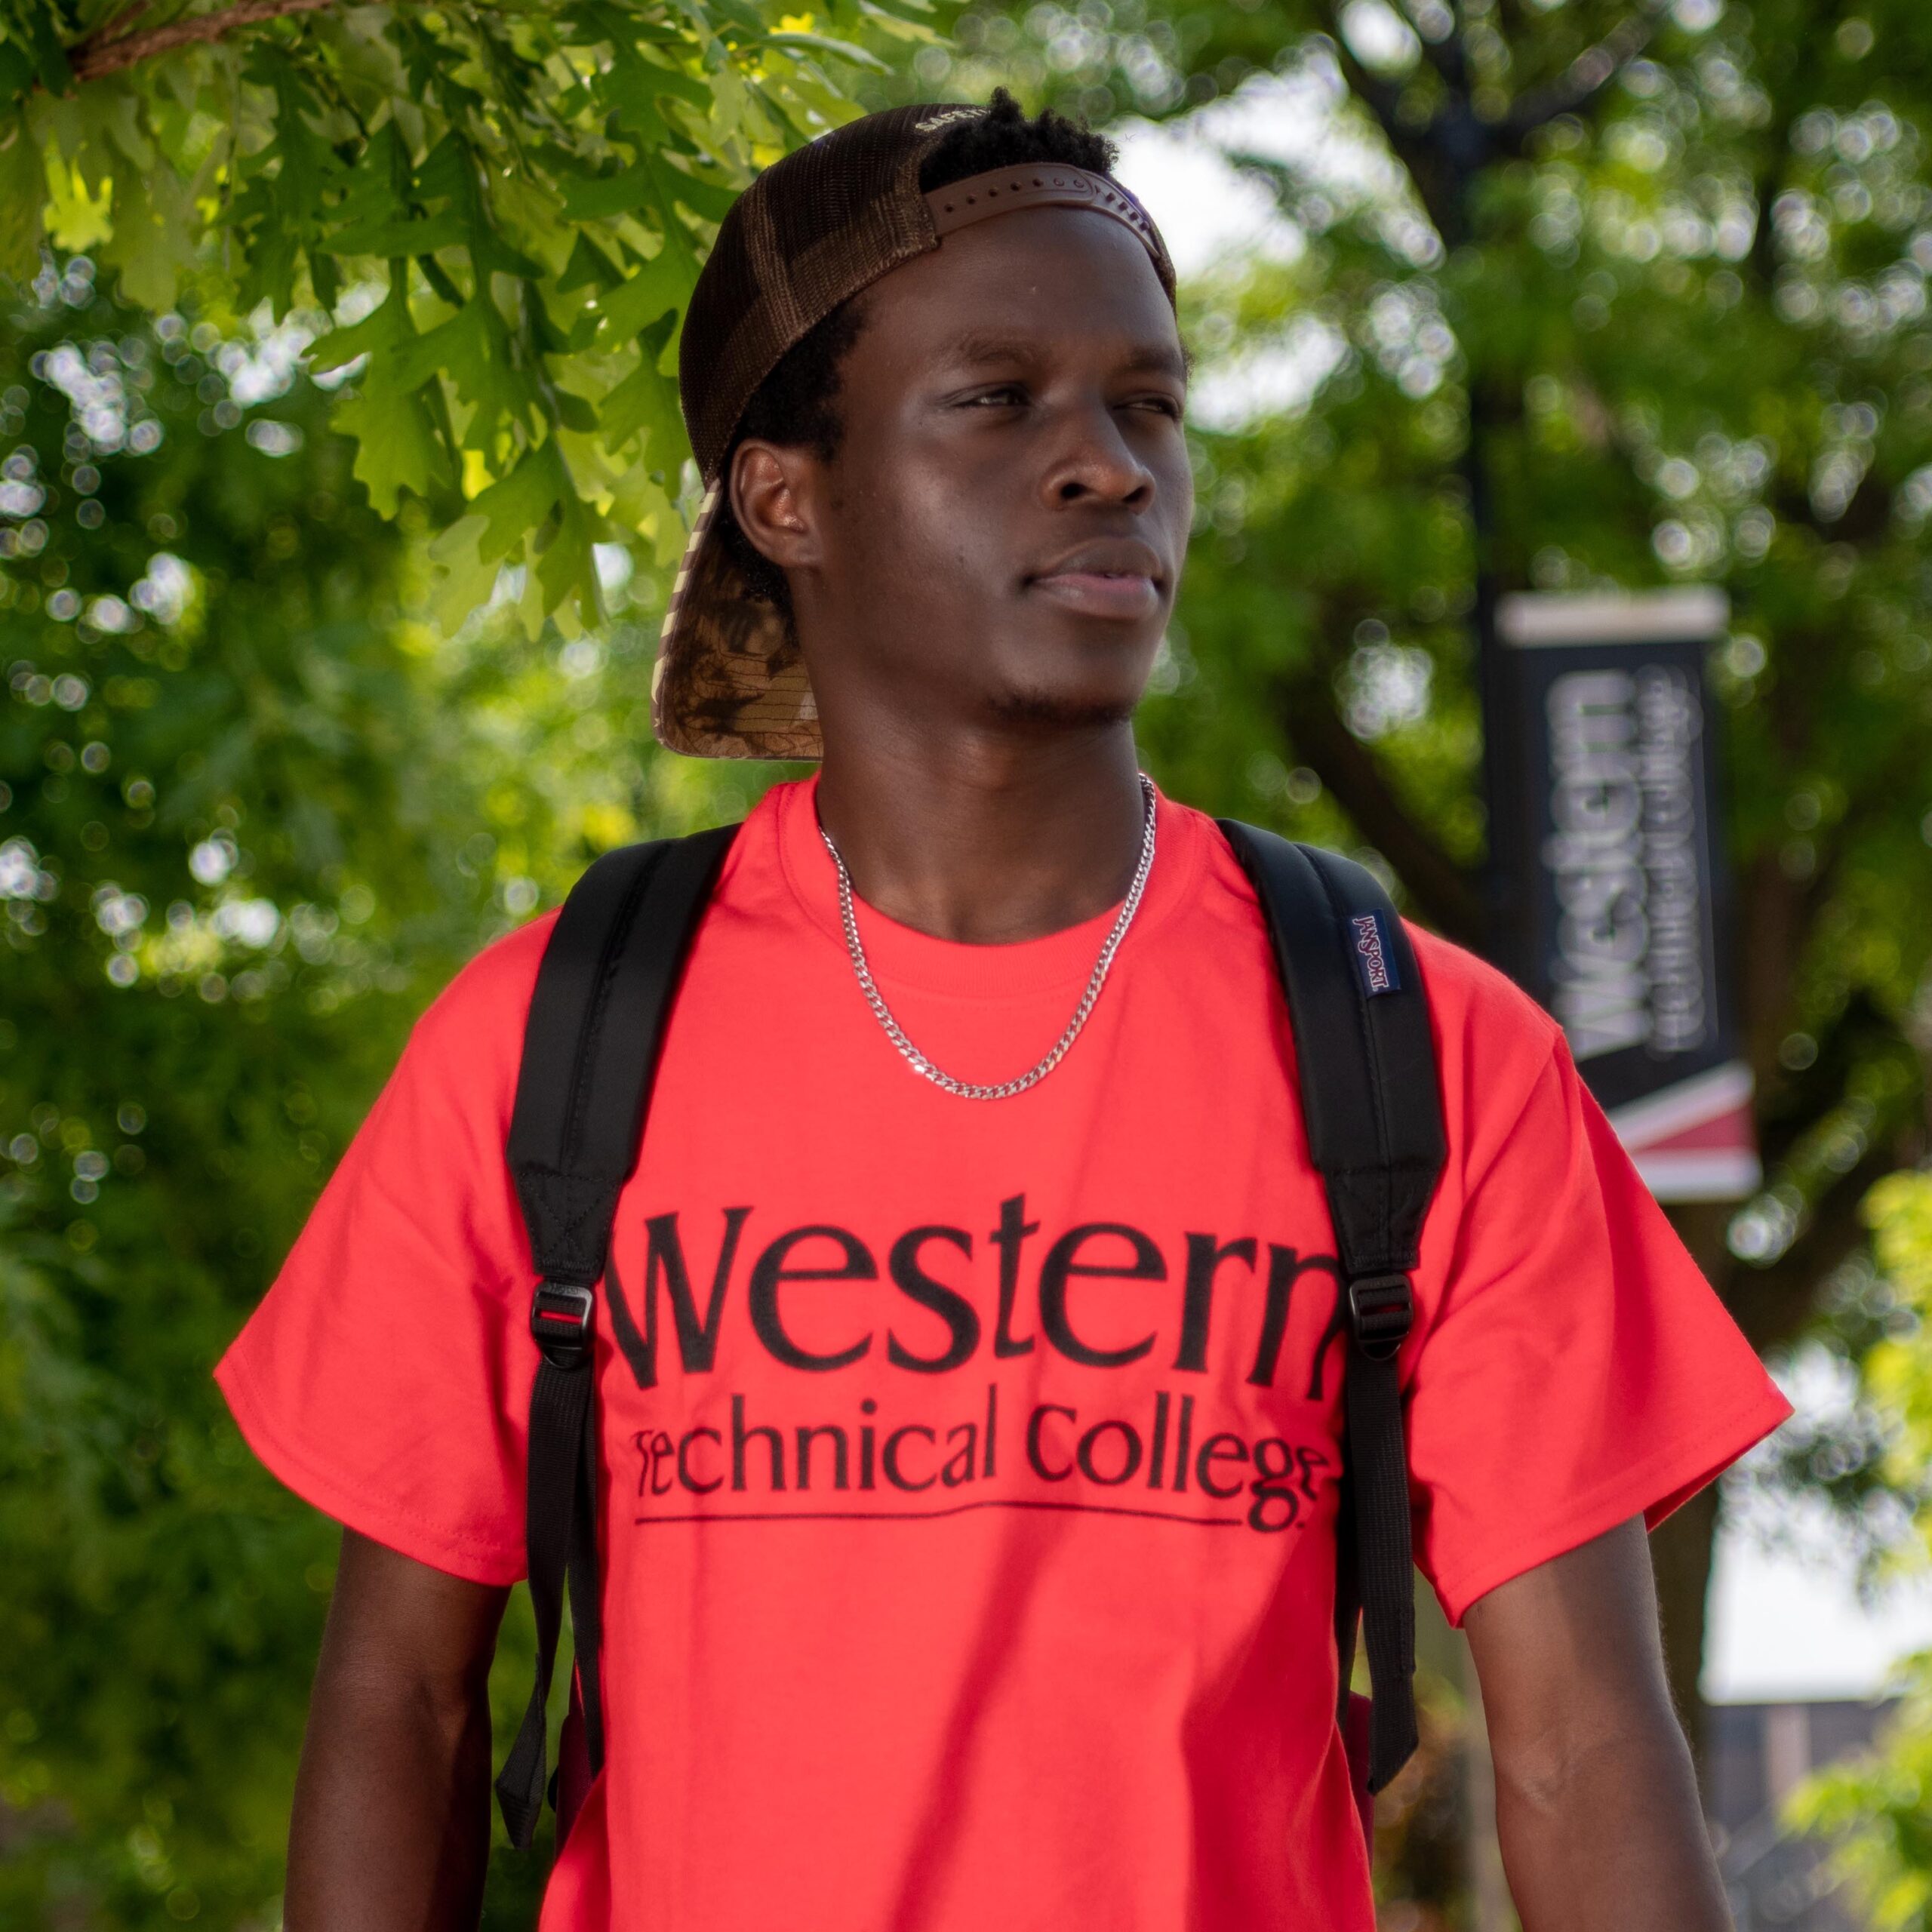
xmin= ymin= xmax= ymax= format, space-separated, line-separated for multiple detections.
xmin=217 ymin=777 xmax=1788 ymax=1930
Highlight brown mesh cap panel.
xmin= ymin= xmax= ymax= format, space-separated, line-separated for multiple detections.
xmin=680 ymin=103 xmax=971 ymax=485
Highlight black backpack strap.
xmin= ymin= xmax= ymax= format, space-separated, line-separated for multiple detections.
xmin=493 ymin=823 xmax=738 ymax=1849
xmin=1217 ymin=822 xmax=1447 ymax=1795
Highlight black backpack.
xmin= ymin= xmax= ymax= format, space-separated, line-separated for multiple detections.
xmin=491 ymin=818 xmax=1447 ymax=1852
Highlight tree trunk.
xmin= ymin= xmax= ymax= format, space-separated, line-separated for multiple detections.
xmin=1649 ymin=1481 xmax=1721 ymax=1777
xmin=1652 ymin=1201 xmax=1743 ymax=1776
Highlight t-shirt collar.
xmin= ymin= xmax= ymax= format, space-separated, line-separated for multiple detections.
xmin=772 ymin=770 xmax=1201 ymax=999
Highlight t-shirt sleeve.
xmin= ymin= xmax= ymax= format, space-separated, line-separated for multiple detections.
xmin=1404 ymin=970 xmax=1792 ymax=1626
xmin=214 ymin=920 xmax=555 ymax=1586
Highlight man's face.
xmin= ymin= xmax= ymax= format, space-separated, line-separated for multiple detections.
xmin=741 ymin=205 xmax=1192 ymax=743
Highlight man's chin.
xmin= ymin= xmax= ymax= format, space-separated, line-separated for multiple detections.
xmin=983 ymin=684 xmax=1142 ymax=733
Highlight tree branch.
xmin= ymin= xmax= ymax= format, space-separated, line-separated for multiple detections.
xmin=87 ymin=1 xmax=152 ymax=50
xmin=1320 ymin=19 xmax=1411 ymax=155
xmin=1503 ymin=12 xmax=1653 ymax=145
xmin=68 ymin=0 xmax=337 ymax=83
xmin=1272 ymin=672 xmax=1488 ymax=947
xmin=1414 ymin=17 xmax=1470 ymax=99
xmin=1321 ymin=22 xmax=1472 ymax=245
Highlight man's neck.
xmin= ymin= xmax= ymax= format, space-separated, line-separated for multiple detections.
xmin=812 ymin=725 xmax=1149 ymax=946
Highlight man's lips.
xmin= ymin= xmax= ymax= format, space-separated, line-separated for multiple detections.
xmin=1027 ymin=569 xmax=1161 ymax=619
xmin=1026 ymin=541 xmax=1165 ymax=620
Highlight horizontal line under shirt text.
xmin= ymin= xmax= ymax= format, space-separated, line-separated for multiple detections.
xmin=632 ymin=1496 xmax=1244 ymax=1528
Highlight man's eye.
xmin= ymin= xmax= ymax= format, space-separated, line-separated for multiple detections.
xmin=1130 ymin=395 xmax=1184 ymax=419
xmin=964 ymin=386 xmax=1024 ymax=407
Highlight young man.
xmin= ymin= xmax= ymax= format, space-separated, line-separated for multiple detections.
xmin=220 ymin=94 xmax=1790 ymax=1930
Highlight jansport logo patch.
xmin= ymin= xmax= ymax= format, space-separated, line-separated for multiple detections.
xmin=1351 ymin=912 xmax=1399 ymax=996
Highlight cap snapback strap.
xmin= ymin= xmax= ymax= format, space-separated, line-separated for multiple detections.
xmin=924 ymin=165 xmax=1175 ymax=298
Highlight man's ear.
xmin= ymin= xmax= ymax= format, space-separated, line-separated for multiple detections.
xmin=729 ymin=439 xmax=823 ymax=573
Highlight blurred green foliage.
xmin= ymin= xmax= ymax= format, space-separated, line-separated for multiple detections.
xmin=0 ymin=268 xmax=773 ymax=1924
xmin=1794 ymin=1171 xmax=1932 ymax=1927
xmin=0 ymin=0 xmax=924 ymax=633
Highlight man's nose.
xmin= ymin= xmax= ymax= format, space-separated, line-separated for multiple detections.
xmin=1039 ymin=398 xmax=1156 ymax=509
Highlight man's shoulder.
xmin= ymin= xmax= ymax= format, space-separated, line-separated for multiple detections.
xmin=407 ymin=908 xmax=561 ymax=1070
xmin=1406 ymin=922 xmax=1561 ymax=1055
xmin=1403 ymin=924 xmax=1569 ymax=1161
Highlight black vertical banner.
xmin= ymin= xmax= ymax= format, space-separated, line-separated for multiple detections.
xmin=1494 ymin=591 xmax=1759 ymax=1201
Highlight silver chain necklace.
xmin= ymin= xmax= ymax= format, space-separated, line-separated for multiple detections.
xmin=817 ymin=774 xmax=1159 ymax=1102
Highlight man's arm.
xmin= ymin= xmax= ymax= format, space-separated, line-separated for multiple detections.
xmin=286 ymin=1529 xmax=509 ymax=1932
xmin=1463 ymin=1515 xmax=1730 ymax=1931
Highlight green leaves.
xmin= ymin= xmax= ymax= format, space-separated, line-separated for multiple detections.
xmin=601 ymin=337 xmax=688 ymax=468
xmin=0 ymin=0 xmax=915 ymax=632
xmin=1786 ymin=1171 xmax=1932 ymax=1921
xmin=471 ymin=439 xmax=584 ymax=571
xmin=3 ymin=0 xmax=70 ymax=101
xmin=0 ymin=277 xmax=769 ymax=1929
xmin=0 ymin=110 xmax=43 ymax=282
xmin=315 ymin=269 xmax=453 ymax=515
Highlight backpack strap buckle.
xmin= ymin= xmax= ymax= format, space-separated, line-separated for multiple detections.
xmin=531 ymin=1279 xmax=595 ymax=1370
xmin=1346 ymin=1274 xmax=1413 ymax=1362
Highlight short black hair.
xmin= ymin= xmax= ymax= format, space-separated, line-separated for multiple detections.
xmin=715 ymin=91 xmax=1120 ymax=616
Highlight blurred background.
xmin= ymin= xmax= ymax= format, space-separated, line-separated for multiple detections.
xmin=5 ymin=0 xmax=1932 ymax=1926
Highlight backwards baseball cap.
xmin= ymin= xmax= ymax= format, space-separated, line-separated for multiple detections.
xmin=651 ymin=100 xmax=1177 ymax=761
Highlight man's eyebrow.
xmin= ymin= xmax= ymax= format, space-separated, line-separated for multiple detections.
xmin=1126 ymin=340 xmax=1195 ymax=383
xmin=937 ymin=331 xmax=1054 ymax=369
xmin=938 ymin=331 xmax=1194 ymax=383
